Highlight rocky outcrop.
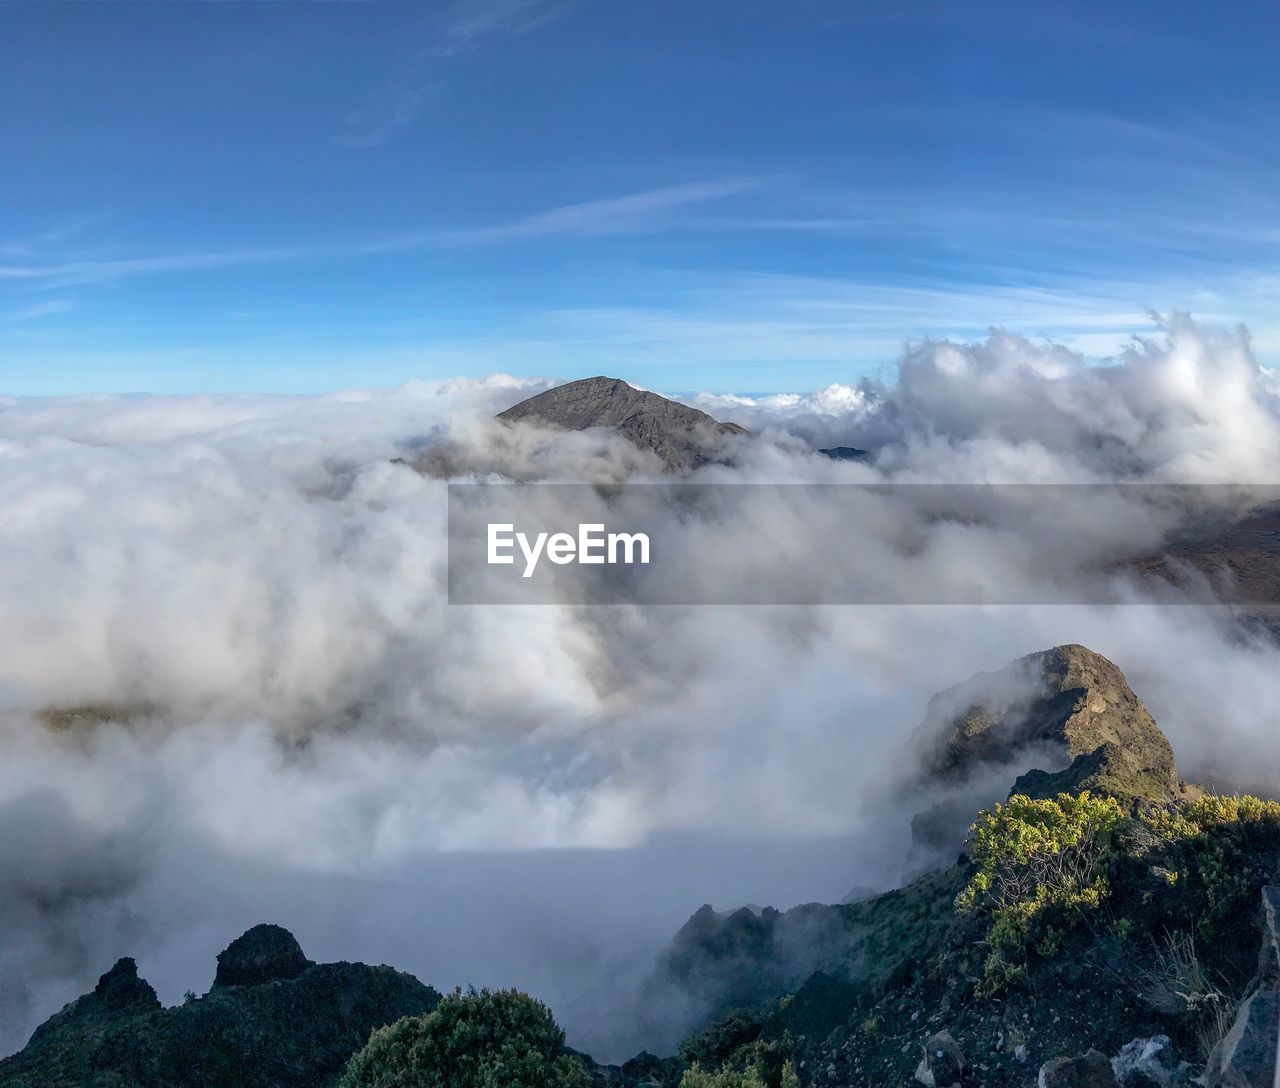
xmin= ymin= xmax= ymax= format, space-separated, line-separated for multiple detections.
xmin=212 ymin=922 xmax=312 ymax=988
xmin=1207 ymin=992 xmax=1280 ymax=1087
xmin=93 ymin=957 xmax=161 ymax=1013
xmin=646 ymin=902 xmax=850 ymax=1020
xmin=0 ymin=925 xmax=439 ymax=1088
xmin=495 ymin=376 xmax=749 ymax=472
xmin=641 ymin=865 xmax=963 ymax=1051
xmin=911 ymin=644 xmax=1178 ymax=801
xmin=758 ymin=971 xmax=860 ymax=1043
xmin=903 ymin=644 xmax=1180 ymax=874
xmin=1258 ymin=885 xmax=1280 ymax=989
xmin=1205 ymin=885 xmax=1280 ymax=1088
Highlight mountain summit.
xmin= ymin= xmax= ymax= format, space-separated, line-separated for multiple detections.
xmin=911 ymin=643 xmax=1180 ymax=802
xmin=496 ymin=376 xmax=749 ymax=471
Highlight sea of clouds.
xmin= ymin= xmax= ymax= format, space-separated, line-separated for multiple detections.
xmin=3 ymin=315 xmax=1280 ymax=1060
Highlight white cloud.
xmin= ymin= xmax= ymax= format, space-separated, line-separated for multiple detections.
xmin=334 ymin=82 xmax=440 ymax=149
xmin=4 ymin=319 xmax=1280 ymax=1060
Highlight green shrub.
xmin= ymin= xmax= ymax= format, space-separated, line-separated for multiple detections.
xmin=337 ymin=987 xmax=590 ymax=1088
xmin=679 ymin=1060 xmax=797 ymax=1088
xmin=1145 ymin=793 xmax=1280 ymax=964
xmin=678 ymin=1010 xmax=766 ymax=1069
xmin=679 ymin=1064 xmax=768 ymax=1088
xmin=957 ymin=791 xmax=1127 ymax=991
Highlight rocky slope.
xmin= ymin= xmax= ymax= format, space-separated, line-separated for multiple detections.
xmin=621 ymin=645 xmax=1280 ymax=1088
xmin=0 ymin=924 xmax=439 ymax=1088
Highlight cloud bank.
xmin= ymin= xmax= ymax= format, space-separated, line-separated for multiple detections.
xmin=3 ymin=317 xmax=1280 ymax=1060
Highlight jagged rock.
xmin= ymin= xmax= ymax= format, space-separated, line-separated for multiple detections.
xmin=1111 ymin=1035 xmax=1188 ymax=1086
xmin=0 ymin=925 xmax=439 ymax=1088
xmin=914 ymin=1030 xmax=964 ymax=1087
xmin=495 ymin=376 xmax=749 ymax=472
xmin=642 ymin=866 xmax=962 ymax=1047
xmin=913 ymin=644 xmax=1177 ymax=801
xmin=1039 ymin=1050 xmax=1119 ymax=1087
xmin=904 ymin=644 xmax=1179 ymax=873
xmin=1206 ymin=990 xmax=1280 ymax=1087
xmin=93 ymin=957 xmax=161 ymax=1013
xmin=212 ymin=923 xmax=312 ymax=988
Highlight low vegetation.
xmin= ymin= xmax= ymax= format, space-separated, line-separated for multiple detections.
xmin=945 ymin=787 xmax=1280 ymax=1009
xmin=679 ymin=1060 xmax=798 ymax=1088
xmin=956 ymin=791 xmax=1127 ymax=991
xmin=337 ymin=988 xmax=591 ymax=1088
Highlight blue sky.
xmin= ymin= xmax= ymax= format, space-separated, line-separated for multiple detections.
xmin=2 ymin=0 xmax=1278 ymax=395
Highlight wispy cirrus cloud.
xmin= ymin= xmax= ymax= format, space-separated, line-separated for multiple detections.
xmin=335 ymin=0 xmax=568 ymax=149
xmin=0 ymin=179 xmax=760 ymax=287
xmin=446 ymin=178 xmax=765 ymax=243
xmin=0 ymin=245 xmax=326 ymax=289
xmin=431 ymin=0 xmax=568 ymax=57
xmin=4 ymin=299 xmax=74 ymax=322
xmin=334 ymin=82 xmax=441 ymax=150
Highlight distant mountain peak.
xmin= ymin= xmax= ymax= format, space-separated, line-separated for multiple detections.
xmin=496 ymin=376 xmax=749 ymax=471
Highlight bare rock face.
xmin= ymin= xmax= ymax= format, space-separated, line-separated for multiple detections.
xmin=903 ymin=644 xmax=1179 ymax=877
xmin=212 ymin=922 xmax=312 ymax=988
xmin=1259 ymin=885 xmax=1280 ymax=989
xmin=911 ymin=644 xmax=1178 ymax=802
xmin=495 ymin=376 xmax=749 ymax=472
xmin=1206 ymin=990 xmax=1280 ymax=1087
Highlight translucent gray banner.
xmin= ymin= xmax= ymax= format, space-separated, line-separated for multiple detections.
xmin=447 ymin=483 xmax=1280 ymax=605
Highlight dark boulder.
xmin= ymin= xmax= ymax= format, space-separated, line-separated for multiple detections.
xmin=1205 ymin=886 xmax=1280 ymax=1087
xmin=915 ymin=1029 xmax=965 ymax=1087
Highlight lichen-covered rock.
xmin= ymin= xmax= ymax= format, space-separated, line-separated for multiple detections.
xmin=212 ymin=923 xmax=312 ymax=988
xmin=1039 ymin=1050 xmax=1119 ymax=1088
